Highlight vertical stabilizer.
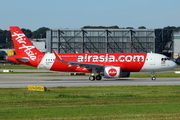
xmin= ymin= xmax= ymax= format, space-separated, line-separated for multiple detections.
xmin=9 ymin=26 xmax=43 ymax=61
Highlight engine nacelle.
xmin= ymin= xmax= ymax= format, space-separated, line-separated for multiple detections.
xmin=104 ymin=66 xmax=121 ymax=78
xmin=103 ymin=66 xmax=130 ymax=78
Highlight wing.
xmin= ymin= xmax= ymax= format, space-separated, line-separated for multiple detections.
xmin=52 ymin=50 xmax=104 ymax=69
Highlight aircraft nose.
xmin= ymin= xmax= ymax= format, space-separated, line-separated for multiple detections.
xmin=170 ymin=61 xmax=177 ymax=69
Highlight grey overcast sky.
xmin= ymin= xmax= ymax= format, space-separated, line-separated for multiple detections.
xmin=1 ymin=0 xmax=180 ymax=30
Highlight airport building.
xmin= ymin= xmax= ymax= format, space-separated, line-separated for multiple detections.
xmin=173 ymin=31 xmax=180 ymax=59
xmin=46 ymin=29 xmax=173 ymax=57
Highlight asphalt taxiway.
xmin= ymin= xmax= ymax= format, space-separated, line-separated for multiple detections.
xmin=0 ymin=69 xmax=180 ymax=88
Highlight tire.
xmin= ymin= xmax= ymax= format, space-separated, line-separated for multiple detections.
xmin=96 ymin=75 xmax=102 ymax=80
xmin=151 ymin=77 xmax=156 ymax=81
xmin=89 ymin=76 xmax=95 ymax=81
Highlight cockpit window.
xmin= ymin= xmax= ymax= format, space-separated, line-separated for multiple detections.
xmin=161 ymin=58 xmax=170 ymax=61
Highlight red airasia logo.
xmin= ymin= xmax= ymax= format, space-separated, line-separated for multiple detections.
xmin=108 ymin=68 xmax=117 ymax=77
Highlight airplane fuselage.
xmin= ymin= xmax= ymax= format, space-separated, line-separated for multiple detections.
xmin=34 ymin=52 xmax=176 ymax=73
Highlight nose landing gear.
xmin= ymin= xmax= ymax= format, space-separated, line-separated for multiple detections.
xmin=151 ymin=76 xmax=156 ymax=81
xmin=151 ymin=71 xmax=156 ymax=81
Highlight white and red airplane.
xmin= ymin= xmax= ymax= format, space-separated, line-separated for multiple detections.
xmin=6 ymin=26 xmax=177 ymax=81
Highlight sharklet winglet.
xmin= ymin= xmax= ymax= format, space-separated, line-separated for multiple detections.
xmin=52 ymin=50 xmax=67 ymax=63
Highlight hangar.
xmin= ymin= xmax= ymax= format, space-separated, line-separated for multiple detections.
xmin=173 ymin=31 xmax=180 ymax=59
xmin=46 ymin=29 xmax=173 ymax=57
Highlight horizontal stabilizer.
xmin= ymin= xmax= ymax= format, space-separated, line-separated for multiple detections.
xmin=7 ymin=56 xmax=30 ymax=62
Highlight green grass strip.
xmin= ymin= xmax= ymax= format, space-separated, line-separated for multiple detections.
xmin=0 ymin=65 xmax=35 ymax=69
xmin=131 ymin=72 xmax=180 ymax=78
xmin=0 ymin=85 xmax=180 ymax=119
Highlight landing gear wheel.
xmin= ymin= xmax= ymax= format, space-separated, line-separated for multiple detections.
xmin=151 ymin=71 xmax=156 ymax=81
xmin=151 ymin=76 xmax=156 ymax=81
xmin=96 ymin=75 xmax=102 ymax=80
xmin=89 ymin=76 xmax=95 ymax=81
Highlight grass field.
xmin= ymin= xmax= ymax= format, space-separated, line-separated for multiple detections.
xmin=0 ymin=85 xmax=180 ymax=120
xmin=0 ymin=64 xmax=35 ymax=69
xmin=130 ymin=72 xmax=180 ymax=78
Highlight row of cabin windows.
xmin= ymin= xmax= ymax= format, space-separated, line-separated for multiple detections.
xmin=46 ymin=59 xmax=55 ymax=61
xmin=46 ymin=59 xmax=148 ymax=61
xmin=45 ymin=58 xmax=171 ymax=62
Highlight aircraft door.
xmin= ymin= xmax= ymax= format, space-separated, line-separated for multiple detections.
xmin=150 ymin=54 xmax=155 ymax=65
xmin=38 ymin=55 xmax=44 ymax=67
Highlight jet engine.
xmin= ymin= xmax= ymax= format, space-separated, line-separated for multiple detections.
xmin=103 ymin=66 xmax=121 ymax=78
xmin=103 ymin=66 xmax=130 ymax=78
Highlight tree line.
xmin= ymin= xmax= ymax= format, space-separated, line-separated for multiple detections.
xmin=0 ymin=27 xmax=49 ymax=48
xmin=0 ymin=26 xmax=180 ymax=48
xmin=82 ymin=26 xmax=180 ymax=30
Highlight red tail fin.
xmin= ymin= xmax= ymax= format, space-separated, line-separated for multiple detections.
xmin=10 ymin=26 xmax=43 ymax=61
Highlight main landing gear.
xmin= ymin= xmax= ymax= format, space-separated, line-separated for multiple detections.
xmin=89 ymin=68 xmax=102 ymax=81
xmin=151 ymin=71 xmax=156 ymax=81
xmin=89 ymin=75 xmax=102 ymax=81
